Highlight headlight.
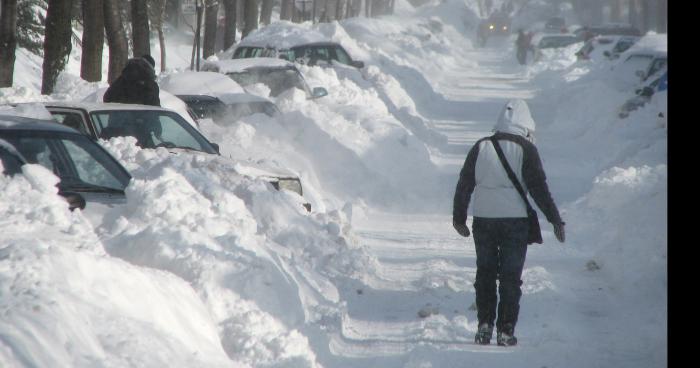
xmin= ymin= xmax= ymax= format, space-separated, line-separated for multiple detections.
xmin=275 ymin=178 xmax=303 ymax=196
xmin=489 ymin=24 xmax=494 ymax=30
xmin=503 ymin=26 xmax=508 ymax=31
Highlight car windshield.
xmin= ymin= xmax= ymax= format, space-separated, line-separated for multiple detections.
xmin=177 ymin=95 xmax=227 ymax=120
xmin=227 ymin=68 xmax=308 ymax=97
xmin=613 ymin=39 xmax=636 ymax=53
xmin=90 ymin=110 xmax=218 ymax=154
xmin=0 ymin=130 xmax=131 ymax=192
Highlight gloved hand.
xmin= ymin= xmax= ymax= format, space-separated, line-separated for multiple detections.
xmin=453 ymin=219 xmax=470 ymax=237
xmin=553 ymin=222 xmax=566 ymax=243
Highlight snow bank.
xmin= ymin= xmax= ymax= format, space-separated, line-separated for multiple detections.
xmin=95 ymin=136 xmax=380 ymax=367
xmin=0 ymin=166 xmax=237 ymax=367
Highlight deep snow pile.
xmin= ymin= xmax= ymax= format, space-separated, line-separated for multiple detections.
xmin=0 ymin=165 xmax=238 ymax=367
xmin=95 ymin=136 xmax=381 ymax=367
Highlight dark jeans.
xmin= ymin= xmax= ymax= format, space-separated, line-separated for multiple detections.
xmin=472 ymin=217 xmax=529 ymax=333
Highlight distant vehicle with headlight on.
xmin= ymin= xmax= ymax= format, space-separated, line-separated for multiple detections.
xmin=477 ymin=12 xmax=512 ymax=47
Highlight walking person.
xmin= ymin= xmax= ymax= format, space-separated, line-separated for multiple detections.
xmin=452 ymin=99 xmax=565 ymax=346
xmin=103 ymin=54 xmax=160 ymax=106
xmin=515 ymin=29 xmax=528 ymax=65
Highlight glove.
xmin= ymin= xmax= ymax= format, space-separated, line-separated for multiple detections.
xmin=553 ymin=222 xmax=566 ymax=243
xmin=453 ymin=219 xmax=470 ymax=237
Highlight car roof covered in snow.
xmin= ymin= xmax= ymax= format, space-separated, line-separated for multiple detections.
xmin=0 ymin=114 xmax=78 ymax=132
xmin=234 ymin=21 xmax=329 ymax=50
xmin=159 ymin=71 xmax=245 ymax=96
xmin=41 ymin=101 xmax=177 ymax=113
xmin=202 ymin=58 xmax=296 ymax=73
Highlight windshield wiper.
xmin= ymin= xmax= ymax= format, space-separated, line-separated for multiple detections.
xmin=59 ymin=182 xmax=124 ymax=194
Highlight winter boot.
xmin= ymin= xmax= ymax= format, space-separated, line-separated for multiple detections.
xmin=474 ymin=323 xmax=493 ymax=345
xmin=496 ymin=324 xmax=518 ymax=346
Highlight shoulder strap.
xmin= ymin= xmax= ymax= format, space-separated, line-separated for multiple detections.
xmin=489 ymin=135 xmax=535 ymax=214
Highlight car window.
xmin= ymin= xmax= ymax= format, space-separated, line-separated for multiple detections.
xmin=50 ymin=112 xmax=90 ymax=135
xmin=646 ymin=58 xmax=667 ymax=79
xmin=1 ymin=131 xmax=131 ymax=191
xmin=62 ymin=139 xmax=125 ymax=189
xmin=90 ymin=110 xmax=217 ymax=153
xmin=333 ymin=46 xmax=352 ymax=65
xmin=0 ymin=146 xmax=24 ymax=176
xmin=178 ymin=96 xmax=227 ymax=119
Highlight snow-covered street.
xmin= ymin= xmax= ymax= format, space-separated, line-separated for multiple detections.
xmin=0 ymin=1 xmax=667 ymax=367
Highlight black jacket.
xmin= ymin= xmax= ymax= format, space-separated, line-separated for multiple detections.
xmin=104 ymin=58 xmax=160 ymax=106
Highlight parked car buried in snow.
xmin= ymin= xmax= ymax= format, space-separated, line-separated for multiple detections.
xmin=575 ymin=35 xmax=639 ymax=61
xmin=42 ymin=102 xmax=311 ymax=211
xmin=0 ymin=114 xmax=132 ymax=210
xmin=201 ymin=57 xmax=328 ymax=100
xmin=227 ymin=22 xmax=365 ymax=69
xmin=159 ymin=71 xmax=280 ymax=124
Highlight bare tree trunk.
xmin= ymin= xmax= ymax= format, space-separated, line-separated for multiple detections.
xmin=203 ymin=0 xmax=219 ymax=58
xmin=656 ymin=0 xmax=667 ymax=32
xmin=336 ymin=0 xmax=345 ymax=20
xmin=223 ymin=0 xmax=237 ymax=50
xmin=280 ymin=0 xmax=293 ymax=20
xmin=640 ymin=0 xmax=653 ymax=33
xmin=365 ymin=0 xmax=370 ymax=17
xmin=81 ymin=0 xmax=104 ymax=82
xmin=147 ymin=0 xmax=167 ymax=71
xmin=104 ymin=0 xmax=129 ymax=83
xmin=610 ymin=0 xmax=621 ymax=22
xmin=242 ymin=0 xmax=258 ymax=39
xmin=0 ymin=0 xmax=18 ymax=87
xmin=131 ymin=0 xmax=150 ymax=57
xmin=260 ymin=0 xmax=273 ymax=24
xmin=42 ymin=0 xmax=75 ymax=95
xmin=628 ymin=0 xmax=637 ymax=28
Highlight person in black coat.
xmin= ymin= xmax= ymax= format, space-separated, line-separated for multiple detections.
xmin=103 ymin=55 xmax=160 ymax=106
xmin=453 ymin=99 xmax=565 ymax=347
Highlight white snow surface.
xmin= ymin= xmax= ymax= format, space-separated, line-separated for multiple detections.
xmin=1 ymin=1 xmax=666 ymax=367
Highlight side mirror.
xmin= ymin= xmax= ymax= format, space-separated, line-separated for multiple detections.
xmin=351 ymin=60 xmax=365 ymax=69
xmin=210 ymin=142 xmax=221 ymax=155
xmin=603 ymin=50 xmax=611 ymax=58
xmin=311 ymin=87 xmax=328 ymax=99
xmin=59 ymin=191 xmax=86 ymax=211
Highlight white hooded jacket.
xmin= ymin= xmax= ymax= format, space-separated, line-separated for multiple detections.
xmin=453 ymin=99 xmax=562 ymax=223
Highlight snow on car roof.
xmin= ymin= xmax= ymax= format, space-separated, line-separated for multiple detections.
xmin=203 ymin=58 xmax=295 ymax=73
xmin=0 ymin=113 xmax=76 ymax=132
xmin=235 ymin=21 xmax=329 ymax=50
xmin=159 ymin=71 xmax=245 ymax=96
xmin=623 ymin=33 xmax=667 ymax=54
xmin=43 ymin=101 xmax=173 ymax=112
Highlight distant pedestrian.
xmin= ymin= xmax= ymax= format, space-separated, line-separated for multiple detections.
xmin=515 ymin=30 xmax=528 ymax=65
xmin=452 ymin=99 xmax=565 ymax=346
xmin=104 ymin=54 xmax=160 ymax=106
